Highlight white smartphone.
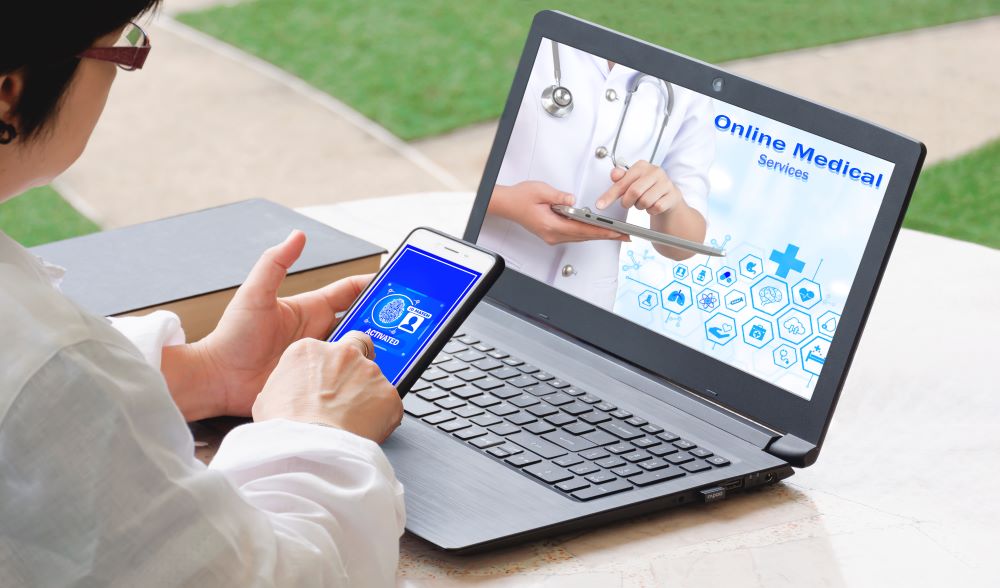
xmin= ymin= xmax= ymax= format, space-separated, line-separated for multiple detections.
xmin=551 ymin=204 xmax=725 ymax=257
xmin=327 ymin=227 xmax=504 ymax=395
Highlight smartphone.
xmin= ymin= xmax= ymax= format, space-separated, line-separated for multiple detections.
xmin=327 ymin=227 xmax=504 ymax=395
xmin=551 ymin=204 xmax=725 ymax=257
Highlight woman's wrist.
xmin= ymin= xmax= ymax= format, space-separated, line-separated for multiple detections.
xmin=160 ymin=341 xmax=226 ymax=421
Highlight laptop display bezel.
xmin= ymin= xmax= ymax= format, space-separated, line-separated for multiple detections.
xmin=463 ymin=10 xmax=925 ymax=450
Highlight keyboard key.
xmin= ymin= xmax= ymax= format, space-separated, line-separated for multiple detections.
xmin=527 ymin=404 xmax=558 ymax=418
xmin=690 ymin=447 xmax=713 ymax=458
xmin=443 ymin=341 xmax=467 ymax=354
xmin=595 ymin=402 xmax=617 ymax=412
xmin=639 ymin=458 xmax=670 ymax=471
xmin=423 ymin=412 xmax=454 ymax=425
xmin=658 ymin=431 xmax=680 ymax=442
xmin=629 ymin=469 xmax=685 ymax=487
xmin=435 ymin=377 xmax=466 ymax=390
xmin=517 ymin=364 xmax=540 ymax=374
xmin=580 ymin=448 xmax=609 ymax=461
xmin=403 ymin=396 xmax=440 ymax=418
xmin=524 ymin=421 xmax=555 ymax=435
xmin=510 ymin=395 xmax=540 ymax=408
xmin=556 ymin=478 xmax=590 ymax=493
xmin=525 ymin=384 xmax=557 ymax=397
xmin=595 ymin=456 xmax=626 ymax=469
xmin=582 ymin=430 xmax=618 ymax=446
xmin=610 ymin=410 xmax=632 ymax=419
xmin=470 ymin=414 xmax=502 ymax=427
xmin=580 ymin=412 xmax=611 ymax=425
xmin=487 ymin=402 xmax=519 ymax=416
xmin=682 ymin=461 xmax=712 ymax=473
xmin=502 ymin=357 xmax=524 ymax=366
xmin=649 ymin=444 xmax=679 ymax=457
xmin=622 ymin=451 xmax=652 ymax=463
xmin=454 ymin=427 xmax=487 ymax=440
xmin=632 ymin=437 xmax=661 ymax=449
xmin=673 ymin=439 xmax=697 ymax=450
xmin=598 ymin=421 xmax=644 ymax=440
xmin=498 ymin=442 xmax=523 ymax=455
xmin=488 ymin=350 xmax=509 ymax=360
xmin=439 ymin=419 xmax=470 ymax=433
xmin=641 ymin=424 xmax=664 ymax=434
xmin=553 ymin=454 xmax=583 ymax=467
xmin=435 ymin=397 xmax=465 ymax=410
xmin=437 ymin=360 xmax=469 ymax=374
xmin=491 ymin=385 xmax=522 ymax=399
xmin=505 ymin=453 xmax=540 ymax=468
xmin=507 ymin=375 xmax=537 ymax=388
xmin=416 ymin=388 xmax=448 ymax=402
xmin=470 ymin=395 xmax=501 ymax=408
xmin=507 ymin=432 xmax=567 ymax=459
xmin=612 ymin=465 xmax=644 ymax=478
xmin=455 ymin=349 xmax=485 ymax=363
xmin=411 ymin=379 xmax=432 ymax=391
xmin=544 ymin=413 xmax=575 ymax=427
xmin=472 ymin=343 xmax=494 ymax=352
xmin=548 ymin=379 xmax=570 ymax=388
xmin=585 ymin=471 xmax=618 ymax=485
xmin=524 ymin=463 xmax=572 ymax=485
xmin=451 ymin=386 xmax=484 ymax=400
xmin=606 ymin=443 xmax=634 ymax=455
xmin=569 ymin=462 xmax=600 ymax=476
xmin=578 ymin=394 xmax=602 ymax=404
xmin=473 ymin=377 xmax=505 ymax=390
xmin=470 ymin=434 xmax=506 ymax=449
xmin=453 ymin=405 xmax=484 ymax=419
xmin=543 ymin=392 xmax=574 ymax=406
xmin=456 ymin=335 xmax=479 ymax=345
xmin=572 ymin=479 xmax=632 ymax=500
xmin=563 ymin=422 xmax=595 ymax=435
xmin=489 ymin=422 xmax=521 ymax=436
xmin=561 ymin=402 xmax=593 ymax=416
xmin=666 ymin=453 xmax=694 ymax=465
xmin=533 ymin=372 xmax=554 ymax=381
xmin=706 ymin=456 xmax=730 ymax=467
xmin=456 ymin=368 xmax=487 ymax=382
xmin=486 ymin=446 xmax=510 ymax=459
xmin=507 ymin=412 xmax=537 ymax=426
xmin=625 ymin=416 xmax=647 ymax=427
xmin=542 ymin=430 xmax=596 ymax=453
xmin=472 ymin=357 xmax=503 ymax=371
xmin=564 ymin=387 xmax=586 ymax=397
xmin=421 ymin=368 xmax=448 ymax=382
xmin=490 ymin=366 xmax=522 ymax=380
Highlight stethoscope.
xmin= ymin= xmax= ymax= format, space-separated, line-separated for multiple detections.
xmin=542 ymin=40 xmax=674 ymax=170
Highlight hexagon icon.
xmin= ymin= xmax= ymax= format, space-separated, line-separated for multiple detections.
xmin=773 ymin=344 xmax=797 ymax=369
xmin=725 ymin=289 xmax=747 ymax=312
xmin=704 ymin=313 xmax=737 ymax=346
xmin=739 ymin=254 xmax=763 ymax=279
xmin=696 ymin=288 xmax=721 ymax=312
xmin=660 ymin=281 xmax=693 ymax=315
xmin=792 ymin=278 xmax=822 ymax=309
xmin=672 ymin=264 xmax=690 ymax=280
xmin=750 ymin=275 xmax=790 ymax=316
xmin=741 ymin=316 xmax=774 ymax=349
xmin=716 ymin=266 xmax=737 ymax=288
xmin=817 ymin=311 xmax=840 ymax=337
xmin=801 ymin=336 xmax=832 ymax=376
xmin=637 ymin=289 xmax=658 ymax=311
xmin=777 ymin=308 xmax=813 ymax=345
xmin=692 ymin=264 xmax=713 ymax=286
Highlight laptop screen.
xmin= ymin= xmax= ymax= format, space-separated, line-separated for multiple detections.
xmin=477 ymin=38 xmax=895 ymax=401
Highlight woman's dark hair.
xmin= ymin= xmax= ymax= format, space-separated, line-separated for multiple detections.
xmin=0 ymin=1 xmax=161 ymax=141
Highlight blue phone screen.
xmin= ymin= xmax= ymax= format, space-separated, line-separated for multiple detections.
xmin=328 ymin=244 xmax=482 ymax=385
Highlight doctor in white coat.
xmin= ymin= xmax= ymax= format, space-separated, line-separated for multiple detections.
xmin=479 ymin=40 xmax=715 ymax=308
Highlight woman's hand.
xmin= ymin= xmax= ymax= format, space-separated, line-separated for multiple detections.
xmin=595 ymin=161 xmax=683 ymax=215
xmin=162 ymin=231 xmax=373 ymax=420
xmin=489 ymin=181 xmax=628 ymax=245
xmin=252 ymin=334 xmax=403 ymax=443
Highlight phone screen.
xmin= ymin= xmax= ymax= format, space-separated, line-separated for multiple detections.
xmin=328 ymin=244 xmax=482 ymax=385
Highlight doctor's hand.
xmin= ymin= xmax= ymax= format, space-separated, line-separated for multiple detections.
xmin=489 ymin=181 xmax=628 ymax=245
xmin=595 ymin=161 xmax=683 ymax=216
xmin=161 ymin=231 xmax=375 ymax=421
xmin=252 ymin=335 xmax=404 ymax=443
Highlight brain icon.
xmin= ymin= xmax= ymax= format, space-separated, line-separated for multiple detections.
xmin=759 ymin=286 xmax=783 ymax=305
xmin=377 ymin=297 xmax=407 ymax=324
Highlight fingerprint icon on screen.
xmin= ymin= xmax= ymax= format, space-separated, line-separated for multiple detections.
xmin=378 ymin=297 xmax=406 ymax=324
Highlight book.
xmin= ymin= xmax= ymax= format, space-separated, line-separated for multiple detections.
xmin=32 ymin=199 xmax=386 ymax=341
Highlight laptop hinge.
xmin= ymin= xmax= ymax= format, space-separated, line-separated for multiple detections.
xmin=765 ymin=434 xmax=818 ymax=468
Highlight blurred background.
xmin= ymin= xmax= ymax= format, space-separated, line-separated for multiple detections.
xmin=2 ymin=0 xmax=997 ymax=250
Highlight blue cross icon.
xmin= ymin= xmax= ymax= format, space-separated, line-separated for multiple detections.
xmin=769 ymin=243 xmax=806 ymax=278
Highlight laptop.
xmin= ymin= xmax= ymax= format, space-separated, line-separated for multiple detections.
xmin=382 ymin=10 xmax=925 ymax=552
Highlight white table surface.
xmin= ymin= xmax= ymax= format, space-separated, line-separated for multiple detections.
xmin=301 ymin=194 xmax=1000 ymax=587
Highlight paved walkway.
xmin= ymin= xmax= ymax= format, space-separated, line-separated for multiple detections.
xmin=57 ymin=11 xmax=1000 ymax=228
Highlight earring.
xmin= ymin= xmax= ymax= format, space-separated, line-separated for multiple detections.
xmin=0 ymin=120 xmax=17 ymax=145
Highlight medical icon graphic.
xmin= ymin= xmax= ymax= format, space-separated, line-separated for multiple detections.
xmin=817 ymin=310 xmax=841 ymax=337
xmin=696 ymin=288 xmax=721 ymax=312
xmin=739 ymin=254 xmax=763 ymax=279
xmin=741 ymin=316 xmax=774 ymax=348
xmin=792 ymin=278 xmax=822 ymax=309
xmin=760 ymin=286 xmax=782 ymax=305
xmin=769 ymin=243 xmax=806 ymax=278
xmin=801 ymin=336 xmax=832 ymax=376
xmin=673 ymin=264 xmax=689 ymax=279
xmin=716 ymin=266 xmax=736 ymax=287
xmin=725 ymin=289 xmax=747 ymax=312
xmin=750 ymin=276 xmax=790 ymax=316
xmin=660 ymin=280 xmax=693 ymax=314
xmin=692 ymin=264 xmax=713 ymax=286
xmin=773 ymin=344 xmax=797 ymax=369
xmin=704 ymin=313 xmax=737 ymax=346
xmin=372 ymin=293 xmax=413 ymax=329
xmin=777 ymin=308 xmax=812 ymax=345
xmin=638 ymin=289 xmax=658 ymax=310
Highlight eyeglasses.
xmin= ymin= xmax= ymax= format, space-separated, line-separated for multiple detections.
xmin=77 ymin=22 xmax=151 ymax=71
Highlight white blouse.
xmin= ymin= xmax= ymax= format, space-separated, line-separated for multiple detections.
xmin=0 ymin=231 xmax=405 ymax=587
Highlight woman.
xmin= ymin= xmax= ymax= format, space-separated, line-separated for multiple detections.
xmin=479 ymin=40 xmax=715 ymax=308
xmin=1 ymin=3 xmax=405 ymax=586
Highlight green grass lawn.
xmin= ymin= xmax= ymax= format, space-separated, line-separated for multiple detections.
xmin=180 ymin=0 xmax=1000 ymax=140
xmin=0 ymin=186 xmax=100 ymax=247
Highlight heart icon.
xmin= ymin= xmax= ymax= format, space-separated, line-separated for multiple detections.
xmin=798 ymin=287 xmax=815 ymax=302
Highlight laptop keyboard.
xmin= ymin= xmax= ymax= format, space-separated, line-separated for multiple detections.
xmin=402 ymin=333 xmax=731 ymax=501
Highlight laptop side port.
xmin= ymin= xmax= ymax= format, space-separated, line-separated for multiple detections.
xmin=721 ymin=478 xmax=744 ymax=492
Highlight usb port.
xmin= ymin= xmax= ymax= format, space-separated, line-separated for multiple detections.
xmin=722 ymin=479 xmax=743 ymax=491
